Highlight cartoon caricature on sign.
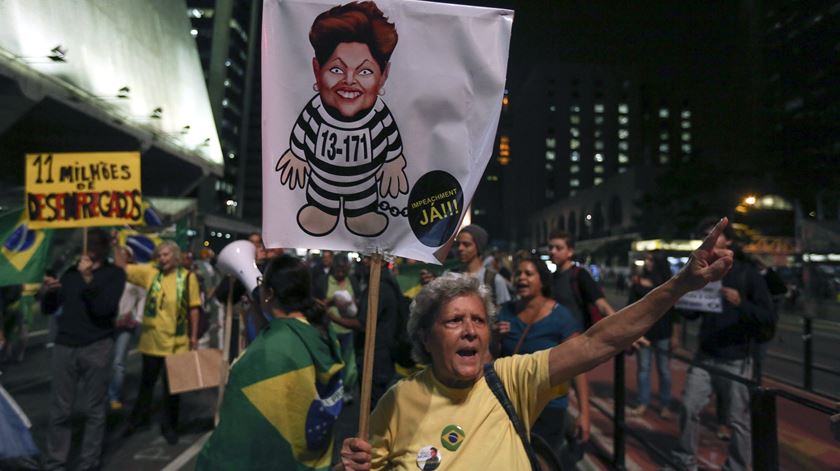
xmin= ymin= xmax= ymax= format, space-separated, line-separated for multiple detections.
xmin=275 ymin=1 xmax=409 ymax=238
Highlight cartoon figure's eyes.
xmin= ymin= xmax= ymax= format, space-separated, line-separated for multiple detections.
xmin=329 ymin=66 xmax=344 ymax=74
xmin=359 ymin=68 xmax=374 ymax=76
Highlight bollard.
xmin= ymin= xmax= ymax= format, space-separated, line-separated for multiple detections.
xmin=750 ymin=387 xmax=779 ymax=471
xmin=614 ymin=352 xmax=626 ymax=471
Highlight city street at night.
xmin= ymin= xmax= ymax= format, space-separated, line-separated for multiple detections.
xmin=1 ymin=0 xmax=839 ymax=470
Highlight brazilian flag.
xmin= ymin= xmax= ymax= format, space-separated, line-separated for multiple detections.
xmin=0 ymin=210 xmax=53 ymax=286
xmin=198 ymin=317 xmax=345 ymax=471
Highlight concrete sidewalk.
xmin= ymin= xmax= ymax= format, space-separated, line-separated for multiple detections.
xmin=580 ymin=351 xmax=840 ymax=470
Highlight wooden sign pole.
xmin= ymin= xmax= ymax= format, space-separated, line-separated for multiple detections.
xmin=358 ymin=253 xmax=383 ymax=439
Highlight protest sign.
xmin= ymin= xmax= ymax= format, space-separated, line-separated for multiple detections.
xmin=675 ymin=280 xmax=723 ymax=313
xmin=261 ymin=0 xmax=513 ymax=263
xmin=25 ymin=152 xmax=142 ymax=229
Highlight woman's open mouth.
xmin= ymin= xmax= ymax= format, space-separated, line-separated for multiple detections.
xmin=457 ymin=348 xmax=478 ymax=358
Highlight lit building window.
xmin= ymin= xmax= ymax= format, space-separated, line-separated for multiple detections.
xmin=681 ymin=121 xmax=691 ymax=129
xmin=594 ymin=129 xmax=602 ymax=138
xmin=594 ymin=177 xmax=604 ymax=185
xmin=546 ymin=137 xmax=556 ymax=148
xmin=594 ymin=141 xmax=604 ymax=150
xmin=190 ymin=29 xmax=198 ymax=37
xmin=570 ymin=164 xmax=580 ymax=173
xmin=594 ymin=165 xmax=604 ymax=174
xmin=618 ymin=141 xmax=629 ymax=151
xmin=594 ymin=153 xmax=604 ymax=162
xmin=570 ymin=115 xmax=581 ymax=125
xmin=571 ymin=151 xmax=580 ymax=162
xmin=659 ymin=143 xmax=670 ymax=152
xmin=681 ymin=132 xmax=691 ymax=141
xmin=498 ymin=135 xmax=510 ymax=165
xmin=486 ymin=175 xmax=499 ymax=182
xmin=618 ymin=153 xmax=629 ymax=164
xmin=618 ymin=103 xmax=629 ymax=114
xmin=682 ymin=144 xmax=692 ymax=153
xmin=594 ymin=103 xmax=605 ymax=113
xmin=594 ymin=116 xmax=605 ymax=125
xmin=659 ymin=131 xmax=669 ymax=140
xmin=570 ymin=179 xmax=580 ymax=187
xmin=618 ymin=166 xmax=628 ymax=173
xmin=618 ymin=115 xmax=629 ymax=125
xmin=681 ymin=110 xmax=691 ymax=119
xmin=545 ymin=163 xmax=554 ymax=171
xmin=659 ymin=154 xmax=669 ymax=164
xmin=570 ymin=139 xmax=580 ymax=149
xmin=659 ymin=108 xmax=670 ymax=118
xmin=618 ymin=129 xmax=629 ymax=139
xmin=549 ymin=105 xmax=556 ymax=112
xmin=545 ymin=150 xmax=556 ymax=161
xmin=570 ymin=105 xmax=581 ymax=113
xmin=570 ymin=127 xmax=580 ymax=137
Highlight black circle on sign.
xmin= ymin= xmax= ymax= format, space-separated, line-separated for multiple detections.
xmin=407 ymin=171 xmax=464 ymax=247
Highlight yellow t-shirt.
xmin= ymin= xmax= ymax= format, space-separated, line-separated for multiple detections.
xmin=126 ymin=264 xmax=201 ymax=357
xmin=369 ymin=350 xmax=554 ymax=470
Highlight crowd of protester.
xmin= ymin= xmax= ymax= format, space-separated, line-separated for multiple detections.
xmin=0 ymin=215 xmax=790 ymax=470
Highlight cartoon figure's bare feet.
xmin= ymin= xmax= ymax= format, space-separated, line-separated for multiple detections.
xmin=345 ymin=211 xmax=388 ymax=237
xmin=297 ymin=205 xmax=338 ymax=236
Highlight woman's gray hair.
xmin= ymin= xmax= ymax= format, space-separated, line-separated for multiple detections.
xmin=407 ymin=272 xmax=496 ymax=364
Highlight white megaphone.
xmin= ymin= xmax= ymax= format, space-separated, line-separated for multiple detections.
xmin=217 ymin=240 xmax=262 ymax=294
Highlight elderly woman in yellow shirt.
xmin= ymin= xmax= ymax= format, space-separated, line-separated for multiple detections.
xmin=115 ymin=240 xmax=201 ymax=445
xmin=335 ymin=219 xmax=733 ymax=471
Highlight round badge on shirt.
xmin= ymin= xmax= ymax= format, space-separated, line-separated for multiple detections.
xmin=416 ymin=445 xmax=442 ymax=470
xmin=440 ymin=424 xmax=465 ymax=451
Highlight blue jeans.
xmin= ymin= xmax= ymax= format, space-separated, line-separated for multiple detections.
xmin=108 ymin=328 xmax=136 ymax=402
xmin=635 ymin=337 xmax=672 ymax=407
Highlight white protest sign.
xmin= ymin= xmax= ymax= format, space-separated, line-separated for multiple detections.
xmin=675 ymin=280 xmax=723 ymax=313
xmin=261 ymin=0 xmax=513 ymax=263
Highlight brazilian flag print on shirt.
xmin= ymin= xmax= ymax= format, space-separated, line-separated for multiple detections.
xmin=0 ymin=210 xmax=53 ymax=286
xmin=197 ymin=317 xmax=344 ymax=471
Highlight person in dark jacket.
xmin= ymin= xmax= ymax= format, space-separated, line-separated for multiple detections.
xmin=41 ymin=230 xmax=126 ymax=470
xmin=673 ymin=219 xmax=774 ymax=471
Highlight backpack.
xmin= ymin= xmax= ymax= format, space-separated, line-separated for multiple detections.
xmin=569 ymin=266 xmax=604 ymax=329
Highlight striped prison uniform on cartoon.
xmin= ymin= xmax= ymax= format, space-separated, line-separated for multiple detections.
xmin=288 ymin=96 xmax=403 ymax=217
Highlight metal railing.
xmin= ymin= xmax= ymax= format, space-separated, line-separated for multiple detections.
xmin=603 ymin=346 xmax=837 ymax=471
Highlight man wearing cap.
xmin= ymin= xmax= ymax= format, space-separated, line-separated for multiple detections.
xmin=455 ymin=225 xmax=511 ymax=305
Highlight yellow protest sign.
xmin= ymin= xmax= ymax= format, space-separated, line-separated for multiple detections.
xmin=25 ymin=152 xmax=143 ymax=229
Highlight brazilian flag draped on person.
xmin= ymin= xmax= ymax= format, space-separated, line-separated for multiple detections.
xmin=197 ymin=317 xmax=344 ymax=471
xmin=0 ymin=210 xmax=53 ymax=286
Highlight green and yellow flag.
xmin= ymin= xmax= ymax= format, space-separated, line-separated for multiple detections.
xmin=0 ymin=210 xmax=54 ymax=286
xmin=197 ymin=317 xmax=345 ymax=471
